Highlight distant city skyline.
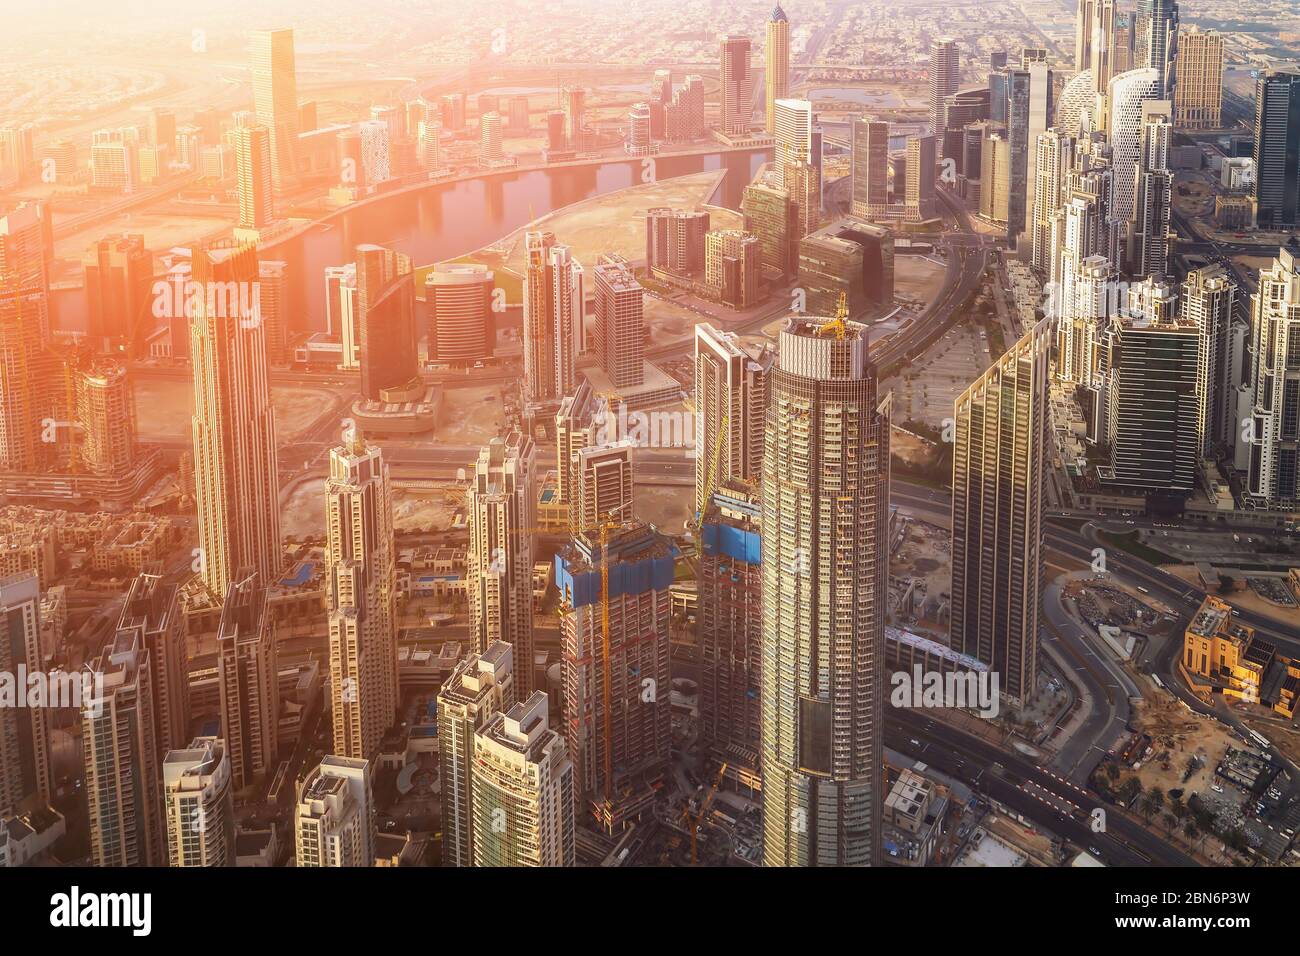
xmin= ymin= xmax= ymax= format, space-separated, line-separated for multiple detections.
xmin=0 ymin=0 xmax=1297 ymax=885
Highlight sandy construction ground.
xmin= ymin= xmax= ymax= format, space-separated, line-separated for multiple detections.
xmin=435 ymin=383 xmax=512 ymax=445
xmin=281 ymin=481 xmax=461 ymax=539
xmin=1163 ymin=564 xmax=1300 ymax=630
xmin=644 ymin=295 xmax=708 ymax=348
xmin=634 ymin=484 xmax=693 ymax=536
xmin=459 ymin=169 xmax=742 ymax=279
xmin=55 ymin=212 xmax=231 ymax=262
xmin=892 ymin=255 xmax=946 ymax=305
xmin=134 ymin=377 xmax=340 ymax=443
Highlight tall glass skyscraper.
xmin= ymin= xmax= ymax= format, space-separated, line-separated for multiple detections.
xmin=760 ymin=316 xmax=890 ymax=866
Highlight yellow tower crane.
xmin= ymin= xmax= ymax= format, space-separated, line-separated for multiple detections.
xmin=817 ymin=290 xmax=850 ymax=339
xmin=595 ymin=501 xmax=631 ymax=811
xmin=679 ymin=760 xmax=729 ymax=864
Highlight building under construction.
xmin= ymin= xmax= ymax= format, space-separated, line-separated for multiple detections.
xmin=697 ymin=482 xmax=762 ymax=793
xmin=555 ymin=521 xmax=676 ymax=834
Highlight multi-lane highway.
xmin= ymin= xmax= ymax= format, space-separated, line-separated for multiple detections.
xmin=886 ymin=710 xmax=1197 ymax=866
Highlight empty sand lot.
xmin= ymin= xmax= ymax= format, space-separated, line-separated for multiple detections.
xmin=134 ymin=377 xmax=340 ymax=443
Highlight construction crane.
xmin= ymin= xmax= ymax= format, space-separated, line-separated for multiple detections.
xmin=596 ymin=501 xmax=632 ymax=812
xmin=679 ymin=760 xmax=728 ymax=864
xmin=817 ymin=291 xmax=850 ymax=340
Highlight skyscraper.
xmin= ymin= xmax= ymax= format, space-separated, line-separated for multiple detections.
xmin=699 ymin=483 xmax=762 ymax=788
xmin=162 ymin=737 xmax=235 ymax=867
xmin=467 ymin=434 xmax=536 ymax=697
xmin=355 ymin=244 xmax=419 ymax=402
xmin=929 ymin=38 xmax=961 ymax=134
xmin=556 ymin=522 xmax=675 ymax=833
xmin=1131 ymin=104 xmax=1173 ymax=276
xmin=645 ymin=207 xmax=710 ymax=277
xmin=416 ymin=119 xmax=441 ymax=171
xmin=693 ymin=323 xmax=772 ymax=516
xmin=522 ymin=231 xmax=583 ymax=407
xmin=666 ymin=75 xmax=706 ymax=141
xmin=765 ymin=5 xmax=791 ymax=134
xmin=115 ymin=573 xmax=190 ymax=760
xmin=1055 ymin=70 xmax=1098 ymax=137
xmin=89 ymin=128 xmax=139 ymax=193
xmin=479 ymin=111 xmax=503 ymax=165
xmin=1050 ymin=164 xmax=1115 ymax=385
xmin=470 ymin=691 xmax=575 ymax=866
xmin=0 ymin=286 xmax=48 ymax=476
xmin=979 ymin=124 xmax=1013 ymax=227
xmin=189 ymin=243 xmax=282 ymax=600
xmin=1004 ymin=67 xmax=1032 ymax=246
xmin=326 ymin=437 xmax=398 ymax=762
xmin=295 ymin=756 xmax=375 ymax=867
xmin=326 ymin=262 xmax=359 ymax=368
xmin=1075 ymin=0 xmax=1099 ymax=72
xmin=950 ymin=321 xmax=1050 ymax=706
xmin=573 ymin=443 xmax=635 ymax=534
xmin=1173 ymin=30 xmax=1223 ymax=129
xmin=1102 ymin=294 xmax=1200 ymax=494
xmin=741 ymin=180 xmax=798 ymax=275
xmin=1246 ymin=248 xmax=1300 ymax=510
xmin=251 ymin=28 xmax=299 ymax=190
xmin=83 ymin=234 xmax=152 ymax=353
xmin=258 ymin=259 xmax=288 ymax=366
xmin=797 ymin=220 xmax=895 ymax=318
xmin=1252 ymin=71 xmax=1300 ymax=231
xmin=593 ymin=253 xmax=644 ymax=388
xmin=233 ymin=112 xmax=274 ymax=230
xmin=1058 ymin=253 xmax=1118 ymax=386
xmin=1083 ymin=0 xmax=1117 ymax=96
xmin=1182 ymin=266 xmax=1238 ymax=457
xmin=783 ymin=159 xmax=822 ymax=240
xmin=437 ymin=642 xmax=515 ymax=868
xmin=773 ymin=98 xmax=814 ymax=184
xmin=357 ymin=120 xmax=391 ymax=187
xmin=850 ymin=117 xmax=890 ymax=219
xmin=549 ymin=241 xmax=585 ymax=377
xmin=0 ymin=200 xmax=52 ymax=342
xmin=760 ymin=316 xmax=890 ymax=867
xmin=74 ymin=360 xmax=137 ymax=477
xmin=560 ymin=87 xmax=587 ymax=150
xmin=905 ymin=134 xmax=937 ymax=221
xmin=1031 ymin=130 xmax=1071 ymax=272
xmin=1144 ymin=0 xmax=1179 ymax=98
xmin=216 ymin=570 xmax=279 ymax=791
xmin=1015 ymin=56 xmax=1055 ymax=245
xmin=940 ymin=88 xmax=992 ymax=172
xmin=425 ymin=263 xmax=495 ymax=365
xmin=625 ymin=102 xmax=653 ymax=156
xmin=719 ymin=35 xmax=752 ymax=136
xmin=1107 ymin=68 xmax=1162 ymax=224
xmin=82 ymin=630 xmax=163 ymax=866
xmin=0 ymin=572 xmax=51 ymax=812
xmin=555 ymin=381 xmax=605 ymax=525
xmin=0 ymin=123 xmax=34 ymax=187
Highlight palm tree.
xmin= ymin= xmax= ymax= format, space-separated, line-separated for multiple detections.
xmin=1144 ymin=787 xmax=1165 ymax=821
